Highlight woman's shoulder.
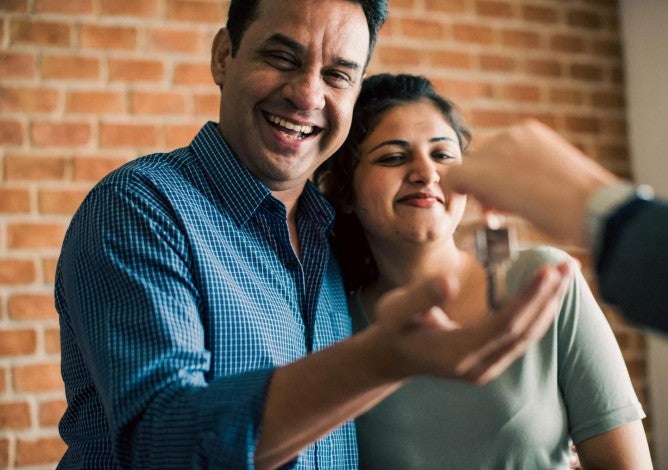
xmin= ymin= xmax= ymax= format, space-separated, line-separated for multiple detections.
xmin=507 ymin=245 xmax=573 ymax=295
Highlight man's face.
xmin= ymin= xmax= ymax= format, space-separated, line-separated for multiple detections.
xmin=212 ymin=0 xmax=370 ymax=192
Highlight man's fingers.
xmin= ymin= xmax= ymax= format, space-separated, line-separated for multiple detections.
xmin=459 ymin=261 xmax=575 ymax=383
xmin=374 ymin=275 xmax=459 ymax=331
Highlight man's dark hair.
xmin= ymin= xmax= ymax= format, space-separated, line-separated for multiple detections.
xmin=226 ymin=0 xmax=388 ymax=65
xmin=314 ymin=73 xmax=471 ymax=292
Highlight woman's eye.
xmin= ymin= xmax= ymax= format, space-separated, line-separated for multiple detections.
xmin=432 ymin=152 xmax=456 ymax=161
xmin=376 ymin=154 xmax=406 ymax=166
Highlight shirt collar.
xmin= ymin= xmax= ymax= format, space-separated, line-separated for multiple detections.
xmin=190 ymin=122 xmax=335 ymax=231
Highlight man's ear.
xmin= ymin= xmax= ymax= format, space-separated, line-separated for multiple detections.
xmin=211 ymin=27 xmax=231 ymax=87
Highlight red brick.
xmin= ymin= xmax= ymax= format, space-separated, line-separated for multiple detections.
xmin=564 ymin=115 xmax=600 ymax=134
xmin=100 ymin=0 xmax=159 ymax=16
xmin=0 ymin=259 xmax=36 ymax=285
xmin=165 ymin=0 xmax=226 ymax=23
xmin=42 ymin=55 xmax=100 ymax=80
xmin=550 ymin=34 xmax=585 ymax=53
xmin=432 ymin=78 xmax=494 ymax=101
xmin=5 ymin=154 xmax=68 ymax=181
xmin=0 ymin=329 xmax=37 ymax=356
xmin=427 ymin=50 xmax=472 ymax=70
xmin=453 ymin=23 xmax=494 ymax=44
xmin=479 ymin=53 xmax=515 ymax=72
xmin=596 ymin=143 xmax=629 ymax=163
xmin=100 ymin=123 xmax=159 ymax=148
xmin=501 ymin=29 xmax=542 ymax=49
xmin=13 ymin=363 xmax=63 ymax=393
xmin=174 ymin=62 xmax=212 ymax=85
xmin=501 ymin=83 xmax=541 ymax=102
xmin=80 ymin=24 xmax=137 ymax=50
xmin=108 ymin=58 xmax=164 ymax=82
xmin=38 ymin=189 xmax=88 ymax=215
xmin=16 ymin=436 xmax=66 ymax=466
xmin=0 ymin=188 xmax=30 ymax=214
xmin=376 ymin=46 xmax=420 ymax=67
xmin=35 ymin=0 xmax=94 ymax=14
xmin=0 ymin=119 xmax=23 ymax=145
xmin=401 ymin=18 xmax=447 ymax=40
xmin=0 ymin=369 xmax=6 ymax=393
xmin=66 ymin=90 xmax=126 ymax=114
xmin=0 ymin=52 xmax=37 ymax=79
xmin=526 ymin=59 xmax=562 ymax=77
xmin=1 ymin=0 xmax=28 ymax=12
xmin=0 ymin=401 xmax=31 ymax=430
xmin=43 ymin=257 xmax=59 ymax=284
xmin=73 ymin=156 xmax=129 ymax=182
xmin=44 ymin=328 xmax=62 ymax=355
xmin=470 ymin=108 xmax=517 ymax=128
xmin=521 ymin=5 xmax=558 ymax=23
xmin=475 ymin=0 xmax=514 ymax=18
xmin=0 ymin=86 xmax=59 ymax=113
xmin=567 ymin=9 xmax=603 ymax=30
xmin=8 ymin=223 xmax=66 ymax=249
xmin=10 ymin=19 xmax=71 ymax=47
xmin=570 ymin=63 xmax=604 ymax=82
xmin=592 ymin=39 xmax=621 ymax=57
xmin=130 ymin=91 xmax=187 ymax=115
xmin=424 ymin=0 xmax=469 ymax=13
xmin=31 ymin=121 xmax=91 ymax=147
xmin=600 ymin=118 xmax=627 ymax=137
xmin=39 ymin=399 xmax=66 ymax=427
xmin=194 ymin=93 xmax=219 ymax=117
xmin=0 ymin=438 xmax=8 ymax=467
xmin=549 ymin=87 xmax=583 ymax=105
xmin=591 ymin=91 xmax=624 ymax=109
xmin=165 ymin=124 xmax=200 ymax=149
xmin=147 ymin=28 xmax=203 ymax=54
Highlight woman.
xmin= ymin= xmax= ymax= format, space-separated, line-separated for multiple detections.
xmin=315 ymin=74 xmax=652 ymax=469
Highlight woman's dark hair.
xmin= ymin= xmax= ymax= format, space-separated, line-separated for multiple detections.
xmin=226 ymin=0 xmax=388 ymax=65
xmin=314 ymin=73 xmax=471 ymax=292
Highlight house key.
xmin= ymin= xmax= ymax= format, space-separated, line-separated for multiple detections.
xmin=475 ymin=218 xmax=518 ymax=311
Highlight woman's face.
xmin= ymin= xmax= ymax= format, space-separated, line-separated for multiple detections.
xmin=352 ymin=99 xmax=467 ymax=245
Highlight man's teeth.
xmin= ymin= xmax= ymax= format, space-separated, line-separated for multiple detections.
xmin=268 ymin=114 xmax=313 ymax=135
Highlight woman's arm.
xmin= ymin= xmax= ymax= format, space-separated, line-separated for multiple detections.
xmin=575 ymin=421 xmax=653 ymax=469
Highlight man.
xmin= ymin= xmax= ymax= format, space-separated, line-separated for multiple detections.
xmin=444 ymin=119 xmax=666 ymax=334
xmin=56 ymin=1 xmax=572 ymax=468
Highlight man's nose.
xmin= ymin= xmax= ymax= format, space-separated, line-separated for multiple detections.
xmin=283 ymin=71 xmax=326 ymax=111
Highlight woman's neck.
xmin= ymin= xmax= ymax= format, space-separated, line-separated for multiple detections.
xmin=362 ymin=236 xmax=488 ymax=325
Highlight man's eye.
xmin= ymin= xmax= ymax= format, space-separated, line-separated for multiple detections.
xmin=324 ymin=70 xmax=353 ymax=89
xmin=265 ymin=52 xmax=297 ymax=70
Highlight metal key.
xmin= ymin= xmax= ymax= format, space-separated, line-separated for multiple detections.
xmin=475 ymin=222 xmax=518 ymax=311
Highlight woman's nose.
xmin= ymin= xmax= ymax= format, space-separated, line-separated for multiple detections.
xmin=408 ymin=157 xmax=440 ymax=185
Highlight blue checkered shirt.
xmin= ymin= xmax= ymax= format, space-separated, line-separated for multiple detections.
xmin=55 ymin=122 xmax=357 ymax=469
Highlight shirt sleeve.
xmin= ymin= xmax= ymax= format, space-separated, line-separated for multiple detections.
xmin=553 ymin=252 xmax=645 ymax=444
xmin=58 ymin=179 xmax=274 ymax=469
xmin=596 ymin=199 xmax=668 ymax=334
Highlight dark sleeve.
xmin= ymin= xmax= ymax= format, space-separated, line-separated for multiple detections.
xmin=596 ymin=199 xmax=668 ymax=334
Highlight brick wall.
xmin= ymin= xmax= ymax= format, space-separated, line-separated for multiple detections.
xmin=0 ymin=0 xmax=648 ymax=467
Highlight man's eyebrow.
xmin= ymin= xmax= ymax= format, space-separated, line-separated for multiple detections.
xmin=265 ymin=33 xmax=362 ymax=72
